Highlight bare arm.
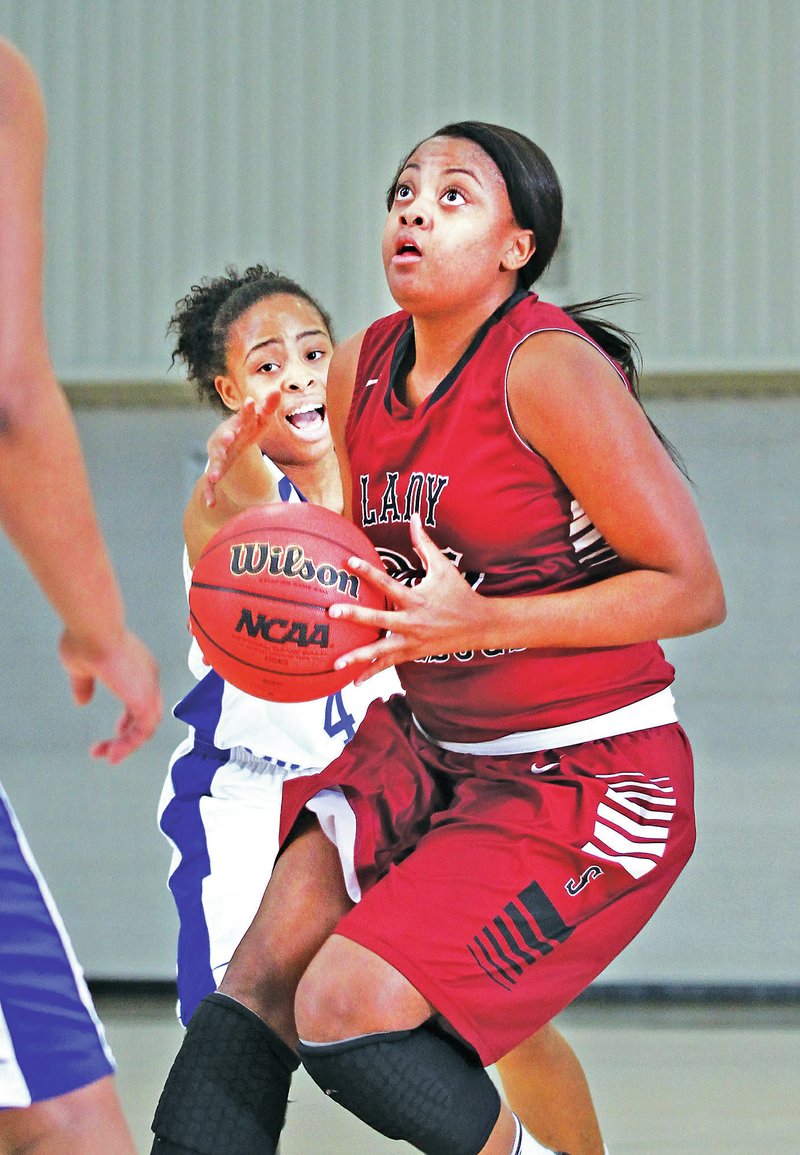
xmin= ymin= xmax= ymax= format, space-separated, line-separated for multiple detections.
xmin=184 ymin=398 xmax=282 ymax=566
xmin=324 ymin=330 xmax=366 ymax=522
xmin=489 ymin=330 xmax=726 ymax=645
xmin=0 ymin=39 xmax=161 ymax=760
xmin=330 ymin=330 xmax=725 ymax=677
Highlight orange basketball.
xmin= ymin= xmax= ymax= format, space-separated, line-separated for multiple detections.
xmin=188 ymin=504 xmax=387 ymax=702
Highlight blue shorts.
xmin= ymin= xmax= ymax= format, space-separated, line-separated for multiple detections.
xmin=0 ymin=785 xmax=115 ymax=1107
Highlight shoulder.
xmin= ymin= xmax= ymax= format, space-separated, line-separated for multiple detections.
xmin=328 ymin=312 xmax=403 ymax=406
xmin=0 ymin=41 xmax=49 ymax=385
xmin=506 ymin=325 xmax=638 ymax=463
xmin=505 ymin=294 xmax=628 ymax=390
xmin=508 ymin=325 xmax=625 ymax=401
xmin=334 ymin=311 xmax=408 ymax=372
xmin=0 ymin=38 xmax=44 ymax=133
xmin=513 ymin=321 xmax=614 ymax=367
xmin=329 ymin=328 xmax=368 ymax=383
xmin=326 ymin=329 xmax=367 ymax=449
xmin=0 ymin=39 xmax=46 ymax=192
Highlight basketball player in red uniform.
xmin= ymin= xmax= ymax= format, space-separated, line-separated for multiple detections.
xmin=151 ymin=123 xmax=725 ymax=1155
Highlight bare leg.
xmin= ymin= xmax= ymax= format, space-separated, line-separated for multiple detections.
xmin=220 ymin=812 xmax=353 ymax=1045
xmin=496 ymin=1027 xmax=605 ymax=1155
xmin=297 ymin=935 xmax=586 ymax=1155
xmin=0 ymin=1076 xmax=135 ymax=1155
xmin=149 ymin=815 xmax=354 ymax=1155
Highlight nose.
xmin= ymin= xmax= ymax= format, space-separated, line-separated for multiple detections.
xmin=284 ymin=373 xmax=314 ymax=392
xmin=283 ymin=355 xmax=319 ymax=392
xmin=399 ymin=197 xmax=430 ymax=228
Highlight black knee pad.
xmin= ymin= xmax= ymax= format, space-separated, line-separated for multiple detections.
xmin=151 ymin=992 xmax=299 ymax=1155
xmin=298 ymin=1021 xmax=501 ymax=1155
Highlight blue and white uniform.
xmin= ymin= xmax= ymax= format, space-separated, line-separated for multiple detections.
xmin=158 ymin=462 xmax=399 ymax=1025
xmin=0 ymin=783 xmax=115 ymax=1107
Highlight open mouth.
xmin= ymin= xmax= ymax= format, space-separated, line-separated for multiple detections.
xmin=285 ymin=403 xmax=326 ymax=431
xmin=396 ymin=240 xmax=421 ymax=257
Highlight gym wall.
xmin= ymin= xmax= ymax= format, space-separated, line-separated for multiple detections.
xmin=0 ymin=0 xmax=796 ymax=988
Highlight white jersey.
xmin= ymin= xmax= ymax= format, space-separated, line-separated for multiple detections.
xmin=180 ymin=460 xmax=398 ymax=768
xmin=160 ymin=459 xmax=400 ymax=1024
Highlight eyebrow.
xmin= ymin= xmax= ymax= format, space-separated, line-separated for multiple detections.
xmin=399 ymin=162 xmax=484 ymax=186
xmin=245 ymin=329 xmax=328 ymax=359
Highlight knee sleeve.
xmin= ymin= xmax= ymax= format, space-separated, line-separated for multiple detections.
xmin=151 ymin=992 xmax=299 ymax=1155
xmin=298 ymin=1021 xmax=501 ymax=1155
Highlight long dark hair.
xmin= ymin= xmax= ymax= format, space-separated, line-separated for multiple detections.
xmin=388 ymin=121 xmax=685 ymax=473
xmin=168 ymin=264 xmax=334 ymax=412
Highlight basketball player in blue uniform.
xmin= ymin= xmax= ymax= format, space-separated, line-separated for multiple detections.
xmin=0 ymin=36 xmax=162 ymax=1153
xmin=158 ymin=265 xmax=398 ymax=1028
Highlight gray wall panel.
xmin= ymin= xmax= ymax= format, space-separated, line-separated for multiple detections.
xmin=1 ymin=0 xmax=798 ymax=377
xmin=0 ymin=398 xmax=797 ymax=983
xmin=0 ymin=1 xmax=797 ymax=982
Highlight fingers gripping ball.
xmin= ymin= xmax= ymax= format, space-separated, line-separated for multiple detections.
xmin=188 ymin=504 xmax=386 ymax=702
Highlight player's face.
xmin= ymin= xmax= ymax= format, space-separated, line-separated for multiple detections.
xmin=382 ymin=136 xmax=532 ymax=316
xmin=217 ymin=293 xmax=334 ymax=467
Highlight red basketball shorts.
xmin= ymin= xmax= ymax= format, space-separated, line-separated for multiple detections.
xmin=279 ymin=695 xmax=696 ymax=1065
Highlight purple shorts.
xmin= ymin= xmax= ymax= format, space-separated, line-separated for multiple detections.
xmin=0 ymin=785 xmax=115 ymax=1107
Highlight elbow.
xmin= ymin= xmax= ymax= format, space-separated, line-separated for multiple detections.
xmin=664 ymin=562 xmax=726 ymax=637
xmin=694 ymin=571 xmax=727 ymax=633
xmin=702 ymin=592 xmax=727 ymax=632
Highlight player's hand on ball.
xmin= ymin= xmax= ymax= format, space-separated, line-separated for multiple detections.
xmin=330 ymin=514 xmax=491 ymax=680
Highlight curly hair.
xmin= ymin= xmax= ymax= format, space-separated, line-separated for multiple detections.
xmin=168 ymin=264 xmax=335 ymax=412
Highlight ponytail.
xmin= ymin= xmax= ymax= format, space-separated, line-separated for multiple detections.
xmin=564 ymin=296 xmax=689 ymax=479
xmin=389 ymin=122 xmax=689 ymax=479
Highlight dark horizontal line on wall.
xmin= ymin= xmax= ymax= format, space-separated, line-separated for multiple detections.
xmin=64 ymin=380 xmax=198 ymax=408
xmin=90 ymin=979 xmax=179 ymax=999
xmin=642 ymin=370 xmax=800 ymax=398
xmin=88 ymin=980 xmax=800 ymax=1033
xmin=62 ymin=371 xmax=800 ymax=409
xmin=88 ymin=977 xmax=800 ymax=1005
xmin=573 ymin=982 xmax=800 ymax=1006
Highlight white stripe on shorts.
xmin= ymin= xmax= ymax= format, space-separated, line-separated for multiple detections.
xmin=0 ymin=785 xmax=115 ymax=1107
xmin=0 ymin=1003 xmax=32 ymax=1107
xmin=412 ymin=688 xmax=677 ymax=756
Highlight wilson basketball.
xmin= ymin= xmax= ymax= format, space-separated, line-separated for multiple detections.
xmin=188 ymin=504 xmax=387 ymax=702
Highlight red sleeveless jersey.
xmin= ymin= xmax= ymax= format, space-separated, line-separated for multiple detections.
xmin=346 ymin=290 xmax=675 ymax=743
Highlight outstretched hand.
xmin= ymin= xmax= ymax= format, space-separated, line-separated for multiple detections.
xmin=58 ymin=627 xmax=163 ymax=764
xmin=329 ymin=514 xmax=492 ymax=681
xmin=203 ymin=395 xmax=280 ymax=508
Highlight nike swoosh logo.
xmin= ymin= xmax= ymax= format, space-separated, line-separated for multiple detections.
xmin=531 ymin=761 xmax=559 ymax=774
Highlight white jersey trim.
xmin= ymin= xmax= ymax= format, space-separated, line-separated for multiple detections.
xmin=412 ymin=687 xmax=677 ymax=756
xmin=305 ymin=788 xmax=362 ymax=903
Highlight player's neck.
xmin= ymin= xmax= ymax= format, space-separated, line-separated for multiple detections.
xmin=281 ymin=455 xmax=343 ymax=513
xmin=406 ymin=288 xmax=511 ymax=404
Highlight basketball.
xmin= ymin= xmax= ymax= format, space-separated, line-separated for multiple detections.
xmin=188 ymin=504 xmax=387 ymax=702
